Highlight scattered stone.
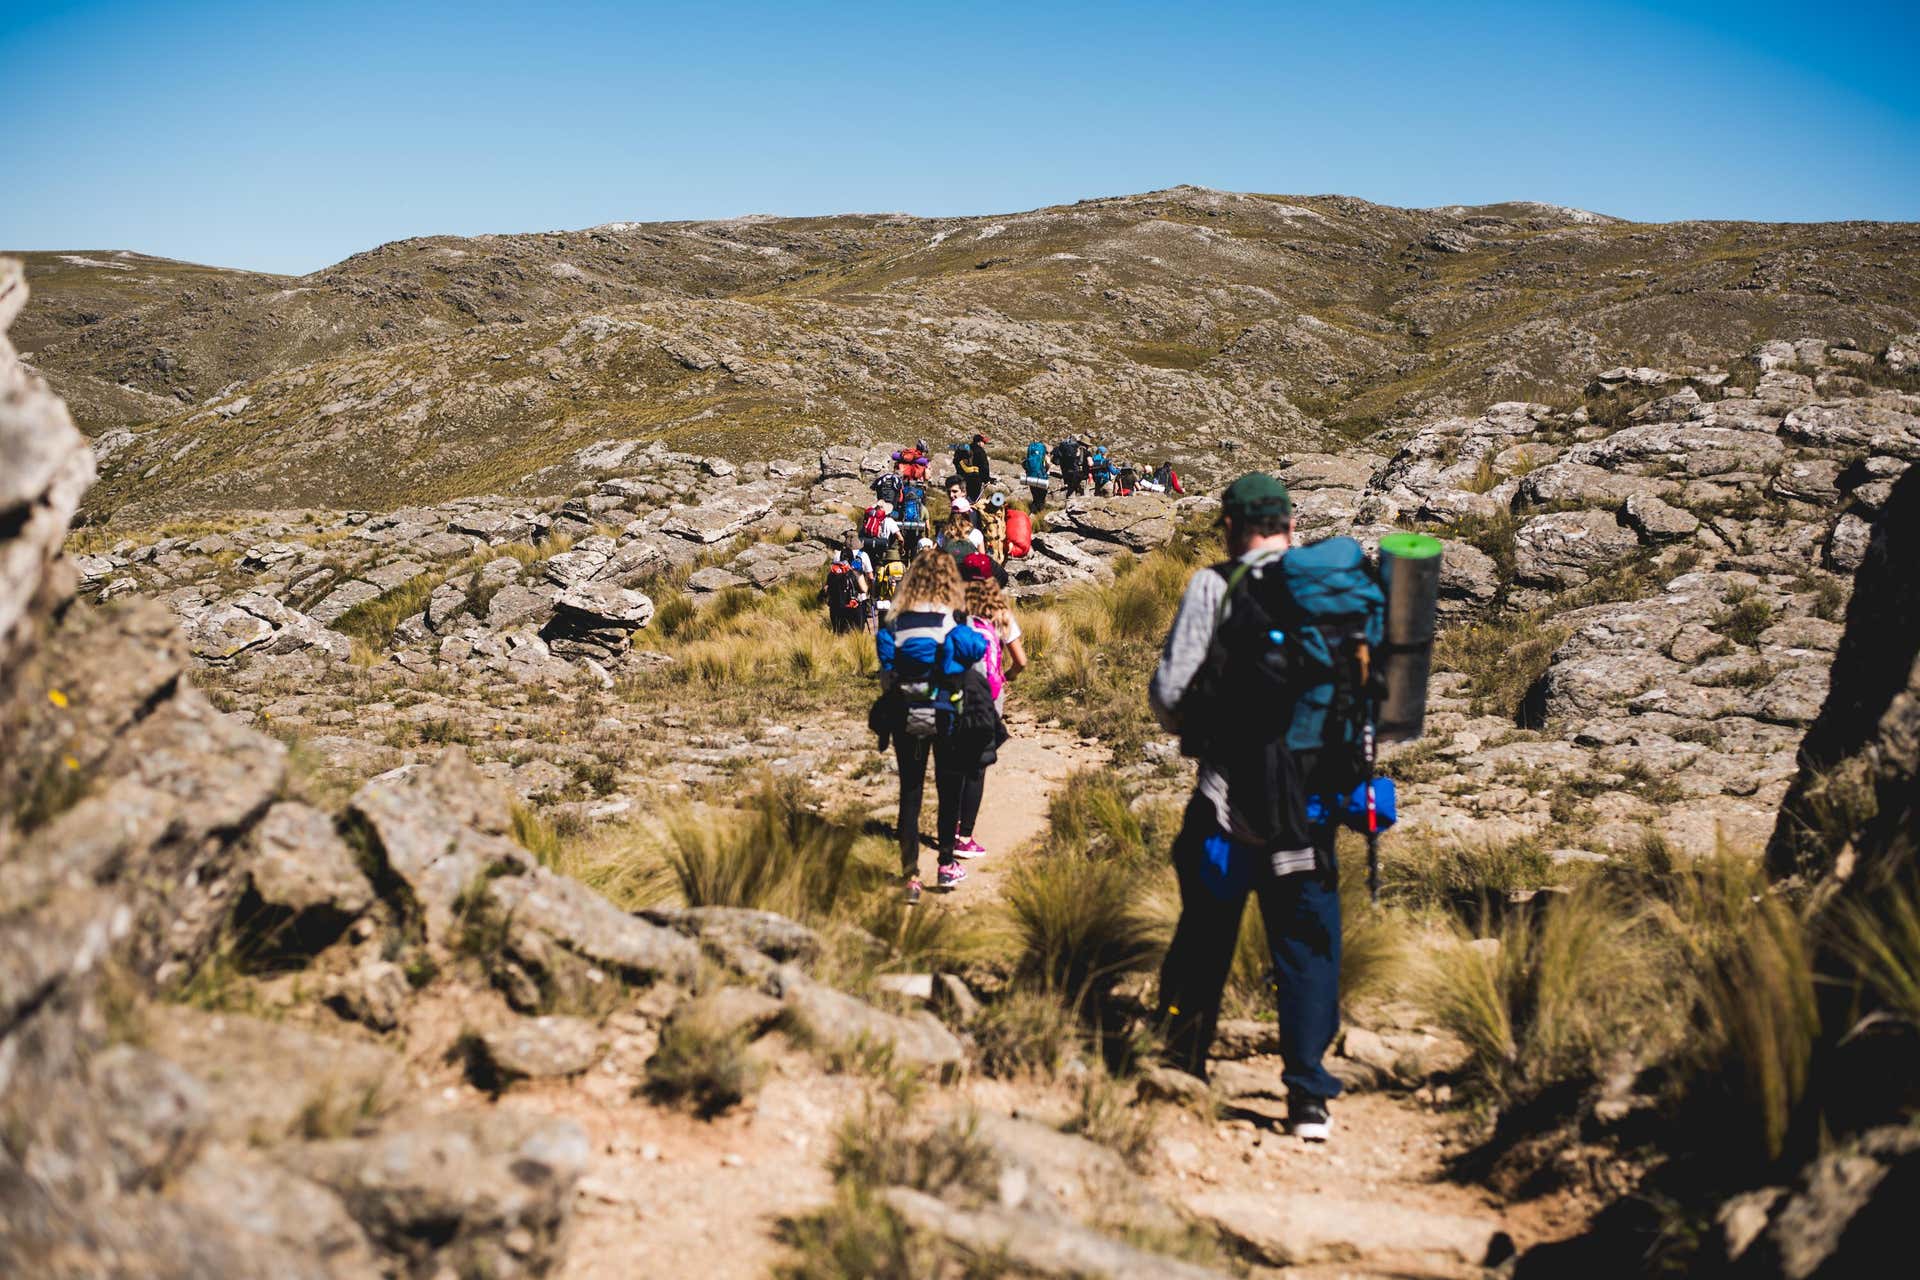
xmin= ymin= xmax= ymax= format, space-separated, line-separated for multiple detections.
xmin=471 ymin=1015 xmax=603 ymax=1084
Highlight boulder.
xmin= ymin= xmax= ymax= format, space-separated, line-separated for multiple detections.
xmin=1780 ymin=403 xmax=1920 ymax=461
xmin=486 ymin=866 xmax=701 ymax=988
xmin=1058 ymin=493 xmax=1177 ymax=551
xmin=1724 ymin=1125 xmax=1920 ymax=1278
xmin=348 ymin=748 xmax=531 ymax=945
xmin=778 ymin=970 xmax=965 ymax=1069
xmin=307 ymin=579 xmax=383 ymax=625
xmin=659 ymin=491 xmax=776 ymax=544
xmin=1185 ymin=1188 xmax=1510 ymax=1271
xmin=487 ymin=581 xmax=555 ymax=629
xmin=1515 ymin=462 xmax=1650 ymax=510
xmin=325 ymin=960 xmax=412 ymax=1032
xmin=1621 ymin=492 xmax=1701 ymax=543
xmin=282 ymin=1110 xmax=588 ymax=1280
xmin=244 ymin=800 xmax=374 ymax=924
xmin=1768 ymin=465 xmax=1920 ymax=884
xmin=471 ymin=1016 xmax=603 ymax=1084
xmin=883 ymin=1186 xmax=1227 ymax=1280
xmin=552 ymin=580 xmax=654 ymax=628
xmin=1513 ymin=510 xmax=1641 ymax=587
xmin=661 ymin=986 xmax=785 ymax=1042
xmin=173 ymin=1146 xmax=379 ymax=1279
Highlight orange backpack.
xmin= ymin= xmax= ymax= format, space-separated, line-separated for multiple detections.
xmin=1004 ymin=508 xmax=1032 ymax=558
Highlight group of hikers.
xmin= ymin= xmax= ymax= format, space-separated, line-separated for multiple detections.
xmin=852 ymin=447 xmax=1433 ymax=1145
xmin=821 ymin=435 xmax=1186 ymax=633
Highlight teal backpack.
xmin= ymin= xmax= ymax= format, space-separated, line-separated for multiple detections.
xmin=1023 ymin=441 xmax=1048 ymax=480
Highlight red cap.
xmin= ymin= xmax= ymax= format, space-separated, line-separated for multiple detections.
xmin=961 ymin=552 xmax=995 ymax=581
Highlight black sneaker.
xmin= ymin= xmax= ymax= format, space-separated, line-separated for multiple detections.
xmin=1288 ymin=1093 xmax=1332 ymax=1142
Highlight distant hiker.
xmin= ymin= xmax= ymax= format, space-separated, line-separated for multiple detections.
xmin=1023 ymin=440 xmax=1052 ymax=510
xmin=1090 ymin=446 xmax=1116 ymax=496
xmin=893 ymin=441 xmax=930 ymax=482
xmin=861 ymin=499 xmax=903 ymax=568
xmin=981 ymin=491 xmax=1010 ymax=561
xmin=959 ymin=545 xmax=1008 ymax=589
xmin=897 ymin=481 xmax=930 ymax=556
xmin=875 ymin=550 xmax=990 ymax=901
xmin=1148 ymin=461 xmax=1185 ymax=495
xmin=872 ymin=469 xmax=904 ymax=507
xmin=1115 ymin=463 xmax=1138 ymax=496
xmin=823 ymin=548 xmax=868 ymax=634
xmin=1147 ymin=472 xmax=1385 ymax=1144
xmin=846 ymin=534 xmax=880 ymax=632
xmin=939 ymin=515 xmax=984 ymax=559
xmin=966 ymin=434 xmax=993 ymax=500
xmin=1053 ymin=437 xmax=1088 ymax=497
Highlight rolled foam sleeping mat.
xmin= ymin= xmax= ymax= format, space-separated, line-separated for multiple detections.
xmin=1377 ymin=531 xmax=1443 ymax=743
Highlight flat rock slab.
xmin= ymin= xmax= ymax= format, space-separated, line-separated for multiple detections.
xmin=1060 ymin=494 xmax=1178 ymax=551
xmin=281 ymin=1110 xmax=588 ymax=1280
xmin=641 ymin=905 xmax=823 ymax=964
xmin=246 ymin=801 xmax=373 ymax=918
xmin=884 ymin=1187 xmax=1229 ymax=1280
xmin=146 ymin=1006 xmax=401 ymax=1146
xmin=781 ymin=973 xmax=964 ymax=1070
xmin=1184 ymin=1188 xmax=1510 ymax=1271
xmin=349 ymin=748 xmax=530 ymax=944
xmin=486 ymin=866 xmax=701 ymax=984
xmin=475 ymin=1015 xmax=603 ymax=1082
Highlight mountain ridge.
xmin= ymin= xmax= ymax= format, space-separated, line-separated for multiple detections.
xmin=14 ymin=185 xmax=1918 ymax=522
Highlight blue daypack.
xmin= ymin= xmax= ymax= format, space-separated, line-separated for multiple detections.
xmin=899 ymin=482 xmax=926 ymax=527
xmin=1023 ymin=441 xmax=1048 ymax=480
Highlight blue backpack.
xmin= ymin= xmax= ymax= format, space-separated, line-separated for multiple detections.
xmin=1023 ymin=441 xmax=1048 ymax=480
xmin=899 ymin=482 xmax=927 ymax=527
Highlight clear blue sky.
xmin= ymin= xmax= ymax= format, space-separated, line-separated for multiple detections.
xmin=4 ymin=0 xmax=1916 ymax=275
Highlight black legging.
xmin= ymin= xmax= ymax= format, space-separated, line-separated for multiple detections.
xmin=895 ymin=735 xmax=966 ymax=878
xmin=956 ymin=767 xmax=986 ymax=840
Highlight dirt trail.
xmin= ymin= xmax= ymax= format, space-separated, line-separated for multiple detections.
xmin=535 ymin=717 xmax=1588 ymax=1278
xmin=945 ymin=711 xmax=1107 ymax=909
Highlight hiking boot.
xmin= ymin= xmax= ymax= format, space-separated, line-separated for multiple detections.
xmin=936 ymin=861 xmax=966 ymax=890
xmin=903 ymin=877 xmax=923 ymax=905
xmin=1288 ymin=1093 xmax=1332 ymax=1142
xmin=953 ymin=837 xmax=987 ymax=859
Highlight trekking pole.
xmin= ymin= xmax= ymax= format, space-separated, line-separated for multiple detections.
xmin=1364 ymin=713 xmax=1380 ymax=905
xmin=1358 ymin=642 xmax=1381 ymax=904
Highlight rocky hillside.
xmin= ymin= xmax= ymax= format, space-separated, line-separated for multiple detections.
xmin=15 ymin=187 xmax=1919 ymax=521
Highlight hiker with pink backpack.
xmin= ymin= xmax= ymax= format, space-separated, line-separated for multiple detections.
xmin=950 ymin=556 xmax=1027 ymax=859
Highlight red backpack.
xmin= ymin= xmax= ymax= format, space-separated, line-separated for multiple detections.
xmin=862 ymin=505 xmax=888 ymax=538
xmin=1004 ymin=508 xmax=1032 ymax=558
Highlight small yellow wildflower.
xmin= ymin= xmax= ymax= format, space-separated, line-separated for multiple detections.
xmin=63 ymin=755 xmax=80 ymax=771
xmin=47 ymin=689 xmax=69 ymax=709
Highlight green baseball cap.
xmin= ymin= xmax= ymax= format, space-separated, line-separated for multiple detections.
xmin=1220 ymin=472 xmax=1292 ymax=521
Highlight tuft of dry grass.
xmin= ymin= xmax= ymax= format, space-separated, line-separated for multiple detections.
xmin=644 ymin=1007 xmax=764 ymax=1117
xmin=1417 ymin=883 xmax=1652 ymax=1104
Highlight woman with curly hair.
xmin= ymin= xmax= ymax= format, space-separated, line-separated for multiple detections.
xmin=875 ymin=550 xmax=989 ymax=902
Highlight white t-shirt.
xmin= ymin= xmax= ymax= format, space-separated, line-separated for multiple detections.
xmin=849 ymin=549 xmax=874 ymax=576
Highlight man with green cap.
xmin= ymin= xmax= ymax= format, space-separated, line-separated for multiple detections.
xmin=1147 ymin=472 xmax=1350 ymax=1143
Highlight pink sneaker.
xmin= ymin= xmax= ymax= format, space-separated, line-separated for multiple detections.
xmin=936 ymin=861 xmax=967 ymax=890
xmin=953 ymin=837 xmax=987 ymax=859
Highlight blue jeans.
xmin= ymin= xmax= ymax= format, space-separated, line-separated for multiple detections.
xmin=1156 ymin=795 xmax=1344 ymax=1099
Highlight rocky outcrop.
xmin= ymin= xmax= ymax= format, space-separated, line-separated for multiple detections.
xmin=0 ymin=261 xmax=591 ymax=1279
xmin=1767 ymin=464 xmax=1919 ymax=887
xmin=0 ymin=259 xmax=93 ymax=705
